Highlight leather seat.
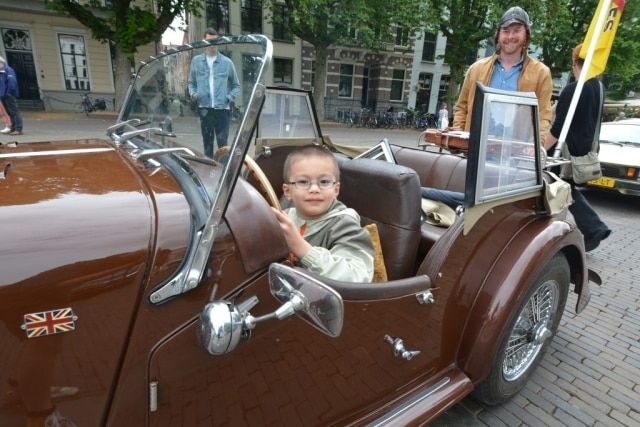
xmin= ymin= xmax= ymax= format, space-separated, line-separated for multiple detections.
xmin=338 ymin=158 xmax=422 ymax=280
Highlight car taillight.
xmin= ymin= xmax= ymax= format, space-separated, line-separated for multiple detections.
xmin=626 ymin=167 xmax=638 ymax=179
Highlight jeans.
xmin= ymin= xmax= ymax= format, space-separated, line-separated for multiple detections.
xmin=569 ymin=182 xmax=610 ymax=240
xmin=421 ymin=187 xmax=465 ymax=208
xmin=2 ymin=95 xmax=22 ymax=132
xmin=199 ymin=108 xmax=230 ymax=157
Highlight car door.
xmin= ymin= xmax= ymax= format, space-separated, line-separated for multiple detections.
xmin=148 ymin=273 xmax=450 ymax=425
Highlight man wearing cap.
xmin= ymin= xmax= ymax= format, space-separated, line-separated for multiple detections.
xmin=0 ymin=56 xmax=23 ymax=135
xmin=453 ymin=6 xmax=552 ymax=143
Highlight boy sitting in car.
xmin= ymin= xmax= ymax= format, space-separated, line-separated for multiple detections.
xmin=272 ymin=145 xmax=374 ymax=282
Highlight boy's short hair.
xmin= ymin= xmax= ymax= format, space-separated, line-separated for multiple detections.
xmin=283 ymin=145 xmax=340 ymax=181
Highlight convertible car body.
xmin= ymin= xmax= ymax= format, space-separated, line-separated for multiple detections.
xmin=1 ymin=36 xmax=595 ymax=426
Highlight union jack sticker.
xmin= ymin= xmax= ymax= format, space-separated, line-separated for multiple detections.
xmin=21 ymin=307 xmax=78 ymax=338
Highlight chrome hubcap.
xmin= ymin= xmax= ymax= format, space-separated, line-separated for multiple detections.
xmin=503 ymin=280 xmax=559 ymax=381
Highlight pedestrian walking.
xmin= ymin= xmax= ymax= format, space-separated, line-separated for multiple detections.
xmin=544 ymin=44 xmax=611 ymax=251
xmin=437 ymin=103 xmax=449 ymax=130
xmin=0 ymin=56 xmax=23 ymax=135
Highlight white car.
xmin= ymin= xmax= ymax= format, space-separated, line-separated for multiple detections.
xmin=587 ymin=118 xmax=640 ymax=196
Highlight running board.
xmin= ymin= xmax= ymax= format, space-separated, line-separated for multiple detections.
xmin=362 ymin=367 xmax=473 ymax=426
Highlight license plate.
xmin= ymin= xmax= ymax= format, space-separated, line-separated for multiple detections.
xmin=588 ymin=176 xmax=616 ymax=188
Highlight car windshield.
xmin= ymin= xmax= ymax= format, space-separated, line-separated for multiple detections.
xmin=599 ymin=121 xmax=640 ymax=146
xmin=113 ymin=36 xmax=271 ymax=303
xmin=118 ymin=35 xmax=270 ymax=161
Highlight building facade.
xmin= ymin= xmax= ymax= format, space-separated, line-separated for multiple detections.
xmin=0 ymin=0 xmax=155 ymax=112
xmin=194 ymin=1 xmax=453 ymax=120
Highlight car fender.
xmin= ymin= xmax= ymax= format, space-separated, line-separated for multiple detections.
xmin=457 ymin=217 xmax=584 ymax=383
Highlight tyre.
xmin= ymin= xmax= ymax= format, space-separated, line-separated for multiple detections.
xmin=473 ymin=254 xmax=570 ymax=405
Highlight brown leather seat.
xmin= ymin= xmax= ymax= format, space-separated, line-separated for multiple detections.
xmin=392 ymin=146 xmax=467 ymax=259
xmin=338 ymin=158 xmax=422 ymax=280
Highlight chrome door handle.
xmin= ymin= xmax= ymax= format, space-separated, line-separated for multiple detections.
xmin=384 ymin=335 xmax=421 ymax=360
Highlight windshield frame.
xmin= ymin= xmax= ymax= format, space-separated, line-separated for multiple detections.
xmin=114 ymin=35 xmax=273 ymax=304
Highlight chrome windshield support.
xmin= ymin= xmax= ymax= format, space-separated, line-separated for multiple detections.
xmin=131 ymin=147 xmax=194 ymax=162
xmin=106 ymin=119 xmax=142 ymax=137
xmin=149 ymin=34 xmax=273 ymax=304
xmin=113 ymin=127 xmax=162 ymax=146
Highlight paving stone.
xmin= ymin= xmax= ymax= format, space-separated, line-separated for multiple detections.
xmin=610 ymin=409 xmax=640 ymax=427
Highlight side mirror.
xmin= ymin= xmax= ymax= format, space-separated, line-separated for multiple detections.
xmin=198 ymin=264 xmax=344 ymax=355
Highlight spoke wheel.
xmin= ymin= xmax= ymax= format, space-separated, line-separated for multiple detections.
xmin=473 ymin=254 xmax=569 ymax=406
xmin=502 ymin=280 xmax=558 ymax=381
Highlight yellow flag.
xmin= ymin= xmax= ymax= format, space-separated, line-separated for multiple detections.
xmin=580 ymin=0 xmax=626 ymax=80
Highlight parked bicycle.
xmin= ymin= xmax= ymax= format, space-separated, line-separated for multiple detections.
xmin=80 ymin=93 xmax=107 ymax=116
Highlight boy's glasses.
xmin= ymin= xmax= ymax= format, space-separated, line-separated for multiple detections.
xmin=287 ymin=178 xmax=337 ymax=189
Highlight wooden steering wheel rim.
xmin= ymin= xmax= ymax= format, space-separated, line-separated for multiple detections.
xmin=214 ymin=146 xmax=282 ymax=210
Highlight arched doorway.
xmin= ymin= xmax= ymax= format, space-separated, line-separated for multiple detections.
xmin=2 ymin=28 xmax=42 ymax=109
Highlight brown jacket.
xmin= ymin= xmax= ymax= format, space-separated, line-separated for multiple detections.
xmin=453 ymin=53 xmax=553 ymax=143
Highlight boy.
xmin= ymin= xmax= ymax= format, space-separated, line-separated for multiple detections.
xmin=272 ymin=145 xmax=374 ymax=282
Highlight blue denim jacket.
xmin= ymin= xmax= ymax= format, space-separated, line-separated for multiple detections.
xmin=0 ymin=64 xmax=19 ymax=98
xmin=188 ymin=53 xmax=240 ymax=109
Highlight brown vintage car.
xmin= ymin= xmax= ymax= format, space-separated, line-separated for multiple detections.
xmin=1 ymin=36 xmax=596 ymax=426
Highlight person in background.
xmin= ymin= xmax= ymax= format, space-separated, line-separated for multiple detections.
xmin=188 ymin=28 xmax=240 ymax=157
xmin=0 ymin=56 xmax=23 ymax=135
xmin=0 ymin=97 xmax=11 ymax=134
xmin=544 ymin=44 xmax=611 ymax=252
xmin=437 ymin=102 xmax=449 ymax=129
xmin=272 ymin=145 xmax=374 ymax=282
xmin=452 ymin=6 xmax=552 ymax=143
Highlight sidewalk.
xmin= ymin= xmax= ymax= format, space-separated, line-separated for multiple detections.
xmin=1 ymin=111 xmax=119 ymax=144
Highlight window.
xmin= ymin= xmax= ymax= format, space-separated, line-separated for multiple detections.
xmin=438 ymin=75 xmax=450 ymax=101
xmin=242 ymin=53 xmax=262 ymax=97
xmin=58 ymin=34 xmax=90 ymax=91
xmin=416 ymin=72 xmax=432 ymax=112
xmin=206 ymin=0 xmax=230 ymax=34
xmin=241 ymin=0 xmax=262 ymax=34
xmin=422 ymin=32 xmax=436 ymax=62
xmin=395 ymin=26 xmax=409 ymax=46
xmin=390 ymin=69 xmax=404 ymax=101
xmin=272 ymin=4 xmax=292 ymax=41
xmin=274 ymin=58 xmax=293 ymax=84
xmin=338 ymin=64 xmax=354 ymax=98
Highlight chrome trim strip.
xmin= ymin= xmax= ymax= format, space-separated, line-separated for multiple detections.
xmin=0 ymin=147 xmax=114 ymax=159
xmin=367 ymin=377 xmax=450 ymax=427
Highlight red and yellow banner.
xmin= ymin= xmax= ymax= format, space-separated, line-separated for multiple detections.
xmin=580 ymin=0 xmax=626 ymax=79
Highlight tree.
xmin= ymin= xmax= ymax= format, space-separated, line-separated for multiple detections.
xmin=420 ymin=0 xmax=499 ymax=109
xmin=44 ymin=0 xmax=202 ymax=110
xmin=265 ymin=0 xmax=424 ymax=119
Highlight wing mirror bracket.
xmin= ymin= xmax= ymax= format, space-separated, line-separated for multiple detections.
xmin=198 ymin=264 xmax=344 ymax=355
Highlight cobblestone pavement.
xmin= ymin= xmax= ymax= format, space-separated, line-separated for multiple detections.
xmin=5 ymin=113 xmax=640 ymax=426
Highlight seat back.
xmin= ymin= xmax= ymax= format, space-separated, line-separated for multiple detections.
xmin=338 ymin=158 xmax=422 ymax=280
xmin=392 ymin=146 xmax=467 ymax=192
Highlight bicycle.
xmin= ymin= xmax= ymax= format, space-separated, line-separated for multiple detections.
xmin=80 ymin=93 xmax=107 ymax=116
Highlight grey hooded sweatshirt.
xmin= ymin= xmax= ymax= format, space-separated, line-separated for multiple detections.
xmin=285 ymin=200 xmax=374 ymax=282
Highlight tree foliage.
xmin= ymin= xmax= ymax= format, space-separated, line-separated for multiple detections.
xmin=44 ymin=0 xmax=203 ymax=109
xmin=421 ymin=0 xmax=640 ymax=103
xmin=264 ymin=0 xmax=424 ymax=119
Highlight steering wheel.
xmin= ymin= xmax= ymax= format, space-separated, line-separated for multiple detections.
xmin=214 ymin=146 xmax=282 ymax=210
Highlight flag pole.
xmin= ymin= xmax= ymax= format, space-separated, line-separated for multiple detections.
xmin=552 ymin=0 xmax=611 ymax=158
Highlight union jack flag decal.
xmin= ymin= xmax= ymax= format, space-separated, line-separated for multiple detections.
xmin=21 ymin=307 xmax=78 ymax=338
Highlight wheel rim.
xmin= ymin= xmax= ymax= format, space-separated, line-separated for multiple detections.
xmin=502 ymin=279 xmax=559 ymax=381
